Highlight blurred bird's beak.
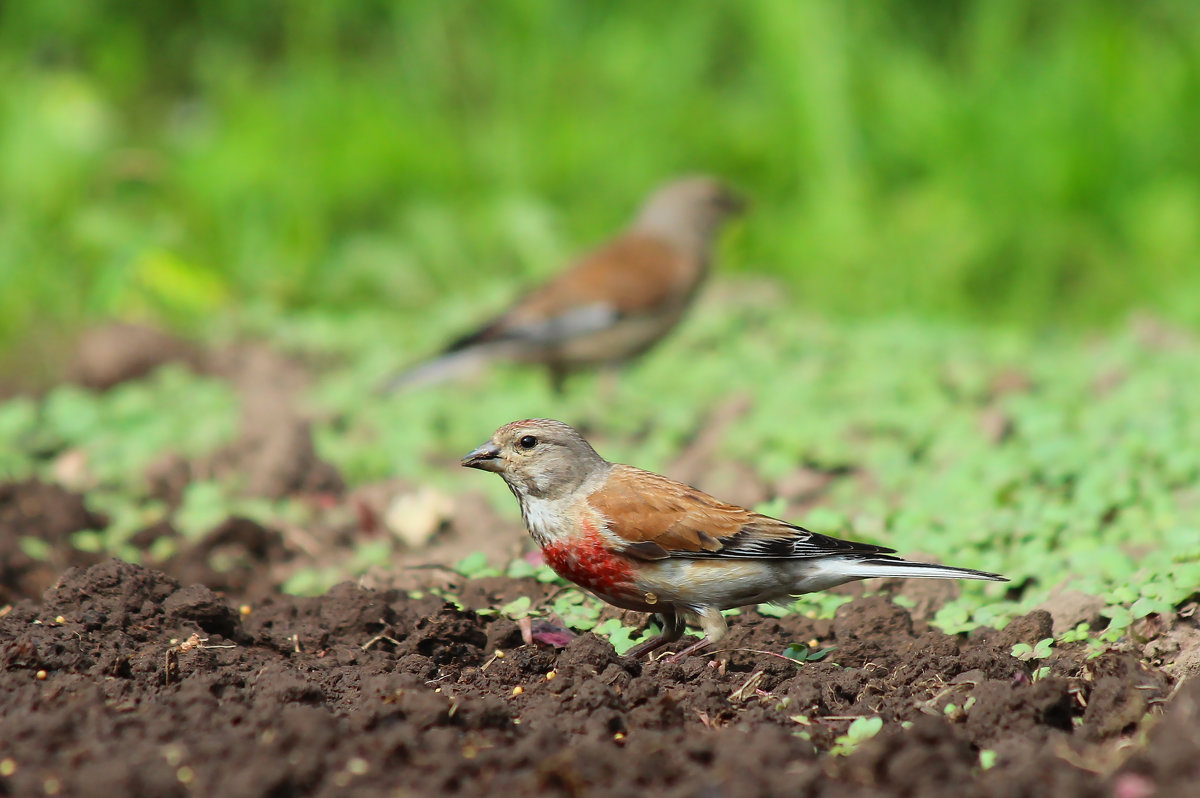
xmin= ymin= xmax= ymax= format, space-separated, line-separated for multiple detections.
xmin=461 ymin=442 xmax=503 ymax=472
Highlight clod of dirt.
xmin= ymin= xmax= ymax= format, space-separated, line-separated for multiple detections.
xmin=134 ymin=516 xmax=293 ymax=598
xmin=1115 ymin=677 xmax=1200 ymax=794
xmin=144 ymin=451 xmax=194 ymax=509
xmin=978 ymin=609 xmax=1055 ymax=650
xmin=69 ymin=322 xmax=202 ymax=390
xmin=833 ymin=594 xmax=914 ymax=642
xmin=1036 ymin=588 xmax=1106 ymax=636
xmin=162 ymin=584 xmax=242 ymax=639
xmin=1145 ymin=622 xmax=1200 ymax=681
xmin=203 ymin=344 xmax=343 ymax=500
xmin=245 ymin=416 xmax=343 ymax=498
xmin=0 ymin=480 xmax=106 ymax=603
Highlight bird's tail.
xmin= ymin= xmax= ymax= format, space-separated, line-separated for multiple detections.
xmin=827 ymin=556 xmax=1007 ymax=583
xmin=376 ymin=347 xmax=496 ymax=395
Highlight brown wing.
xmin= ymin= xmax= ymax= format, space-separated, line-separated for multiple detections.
xmin=589 ymin=465 xmax=895 ymax=562
xmin=447 ymin=234 xmax=697 ymax=351
xmin=513 ymin=234 xmax=696 ymax=320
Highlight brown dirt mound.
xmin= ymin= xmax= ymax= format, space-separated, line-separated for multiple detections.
xmin=0 ymin=560 xmax=1189 ymax=797
xmin=0 ymin=480 xmax=106 ymax=604
xmin=69 ymin=323 xmax=202 ymax=391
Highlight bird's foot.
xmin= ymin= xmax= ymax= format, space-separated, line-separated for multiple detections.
xmin=625 ymin=635 xmax=671 ymax=659
xmin=663 ymin=636 xmax=711 ymax=664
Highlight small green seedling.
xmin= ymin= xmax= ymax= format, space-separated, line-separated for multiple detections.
xmin=594 ymin=617 xmax=658 ymax=655
xmin=830 ymin=716 xmax=883 ymax=756
xmin=456 ymin=551 xmax=500 ymax=578
xmin=500 ymin=596 xmax=535 ymax=619
xmin=783 ymin=643 xmax=836 ymax=663
xmin=1010 ymin=637 xmax=1053 ymax=661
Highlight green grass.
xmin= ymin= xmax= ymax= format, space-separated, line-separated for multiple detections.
xmin=2 ymin=1 xmax=1200 ymax=365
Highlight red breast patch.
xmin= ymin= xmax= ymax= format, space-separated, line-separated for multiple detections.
xmin=541 ymin=520 xmax=634 ymax=600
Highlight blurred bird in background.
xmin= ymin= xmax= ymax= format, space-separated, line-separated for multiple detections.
xmin=381 ymin=176 xmax=745 ymax=393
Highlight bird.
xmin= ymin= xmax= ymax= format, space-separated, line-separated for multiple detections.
xmin=462 ymin=419 xmax=1008 ymax=661
xmin=382 ymin=176 xmax=745 ymax=393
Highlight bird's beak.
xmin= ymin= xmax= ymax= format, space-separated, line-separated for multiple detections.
xmin=461 ymin=442 xmax=503 ymax=472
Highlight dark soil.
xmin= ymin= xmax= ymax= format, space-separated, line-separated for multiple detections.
xmin=0 ymin=559 xmax=1191 ymax=798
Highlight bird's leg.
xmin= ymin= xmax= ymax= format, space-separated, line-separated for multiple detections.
xmin=625 ymin=611 xmax=684 ymax=659
xmin=665 ymin=607 xmax=728 ymax=663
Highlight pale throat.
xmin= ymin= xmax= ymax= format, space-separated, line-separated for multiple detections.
xmin=517 ymin=494 xmax=572 ymax=548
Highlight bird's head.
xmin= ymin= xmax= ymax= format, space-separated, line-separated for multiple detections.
xmin=461 ymin=418 xmax=609 ymax=500
xmin=633 ymin=175 xmax=747 ymax=256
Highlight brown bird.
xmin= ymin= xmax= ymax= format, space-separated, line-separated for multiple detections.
xmin=463 ymin=419 xmax=1007 ymax=661
xmin=382 ymin=176 xmax=745 ymax=393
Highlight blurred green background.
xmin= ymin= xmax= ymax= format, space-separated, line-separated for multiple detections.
xmin=2 ymin=0 xmax=1199 ymax=367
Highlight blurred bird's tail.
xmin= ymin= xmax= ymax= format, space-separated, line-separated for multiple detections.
xmin=377 ymin=347 xmax=495 ymax=395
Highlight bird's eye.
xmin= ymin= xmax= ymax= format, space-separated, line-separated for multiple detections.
xmin=518 ymin=435 xmax=538 ymax=450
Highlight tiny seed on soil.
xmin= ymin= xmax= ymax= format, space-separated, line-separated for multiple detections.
xmin=176 ymin=767 xmax=194 ymax=785
xmin=43 ymin=777 xmax=60 ymax=795
xmin=494 ymin=649 xmax=505 ymax=658
xmin=35 ymin=670 xmax=47 ymax=681
xmin=239 ymin=605 xmax=252 ymax=616
xmin=54 ymin=616 xmax=65 ymax=624
xmin=545 ymin=670 xmax=557 ymax=681
xmin=512 ymin=685 xmax=523 ymax=696
xmin=0 ymin=759 xmax=16 ymax=776
xmin=347 ymin=757 xmax=368 ymax=775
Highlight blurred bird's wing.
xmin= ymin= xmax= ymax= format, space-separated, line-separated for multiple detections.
xmin=588 ymin=465 xmax=896 ymax=562
xmin=449 ymin=234 xmax=696 ymax=352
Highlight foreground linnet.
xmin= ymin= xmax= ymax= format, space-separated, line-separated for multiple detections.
xmin=462 ymin=419 xmax=1007 ymax=660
